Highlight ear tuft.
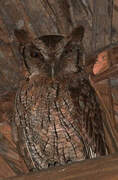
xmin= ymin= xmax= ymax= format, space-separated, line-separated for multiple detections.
xmin=14 ymin=29 xmax=31 ymax=44
xmin=69 ymin=25 xmax=85 ymax=42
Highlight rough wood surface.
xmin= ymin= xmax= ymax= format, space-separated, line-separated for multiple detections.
xmin=0 ymin=0 xmax=118 ymax=179
xmin=2 ymin=153 xmax=118 ymax=180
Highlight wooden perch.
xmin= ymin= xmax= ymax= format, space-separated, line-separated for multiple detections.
xmin=3 ymin=153 xmax=118 ymax=180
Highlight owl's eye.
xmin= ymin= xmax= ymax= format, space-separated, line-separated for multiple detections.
xmin=30 ymin=51 xmax=39 ymax=58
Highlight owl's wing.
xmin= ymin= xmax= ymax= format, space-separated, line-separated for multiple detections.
xmin=69 ymin=77 xmax=108 ymax=158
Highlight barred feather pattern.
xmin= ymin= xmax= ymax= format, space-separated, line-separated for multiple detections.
xmin=13 ymin=75 xmax=107 ymax=171
xmin=13 ymin=27 xmax=108 ymax=171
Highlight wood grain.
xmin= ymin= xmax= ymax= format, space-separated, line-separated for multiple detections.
xmin=3 ymin=153 xmax=118 ymax=180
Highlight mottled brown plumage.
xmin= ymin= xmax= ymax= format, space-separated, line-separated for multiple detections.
xmin=12 ymin=26 xmax=108 ymax=171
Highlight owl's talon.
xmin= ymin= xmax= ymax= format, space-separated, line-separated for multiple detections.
xmin=48 ymin=161 xmax=60 ymax=167
xmin=66 ymin=159 xmax=72 ymax=164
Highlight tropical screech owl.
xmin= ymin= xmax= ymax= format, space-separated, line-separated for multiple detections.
xmin=12 ymin=26 xmax=108 ymax=171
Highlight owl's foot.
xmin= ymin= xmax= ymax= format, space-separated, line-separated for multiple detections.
xmin=48 ymin=159 xmax=72 ymax=168
xmin=48 ymin=161 xmax=60 ymax=168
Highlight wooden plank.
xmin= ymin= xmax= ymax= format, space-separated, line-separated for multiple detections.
xmin=0 ymin=92 xmax=29 ymax=179
xmin=2 ymin=153 xmax=118 ymax=180
xmin=0 ymin=15 xmax=23 ymax=92
xmin=112 ymin=0 xmax=118 ymax=42
xmin=92 ymin=0 xmax=113 ymax=50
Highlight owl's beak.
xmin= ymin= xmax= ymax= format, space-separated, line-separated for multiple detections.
xmin=51 ymin=63 xmax=55 ymax=80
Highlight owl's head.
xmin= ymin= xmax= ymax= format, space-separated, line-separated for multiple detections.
xmin=14 ymin=26 xmax=84 ymax=81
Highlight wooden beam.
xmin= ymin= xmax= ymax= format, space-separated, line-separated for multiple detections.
xmin=92 ymin=0 xmax=113 ymax=50
xmin=3 ymin=153 xmax=118 ymax=180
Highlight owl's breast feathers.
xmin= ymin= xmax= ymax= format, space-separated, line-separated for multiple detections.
xmin=13 ymin=26 xmax=108 ymax=171
xmin=13 ymin=75 xmax=108 ymax=170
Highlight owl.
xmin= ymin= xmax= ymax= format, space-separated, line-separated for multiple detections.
xmin=12 ymin=26 xmax=108 ymax=171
